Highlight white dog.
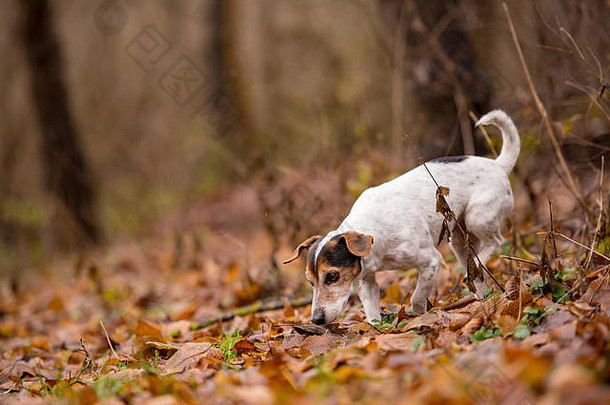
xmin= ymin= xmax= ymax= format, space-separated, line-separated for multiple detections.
xmin=284 ymin=110 xmax=520 ymax=324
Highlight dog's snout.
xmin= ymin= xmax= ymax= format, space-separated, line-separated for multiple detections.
xmin=311 ymin=312 xmax=326 ymax=325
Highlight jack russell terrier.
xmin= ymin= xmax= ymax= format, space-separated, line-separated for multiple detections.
xmin=283 ymin=110 xmax=520 ymax=324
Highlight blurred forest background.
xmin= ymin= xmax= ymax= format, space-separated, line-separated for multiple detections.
xmin=0 ymin=0 xmax=608 ymax=279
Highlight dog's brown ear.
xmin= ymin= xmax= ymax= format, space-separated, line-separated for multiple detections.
xmin=282 ymin=235 xmax=322 ymax=264
xmin=340 ymin=231 xmax=373 ymax=257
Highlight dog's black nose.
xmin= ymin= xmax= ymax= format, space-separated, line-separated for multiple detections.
xmin=311 ymin=312 xmax=325 ymax=325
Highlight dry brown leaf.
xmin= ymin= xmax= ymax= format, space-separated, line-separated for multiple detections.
xmin=375 ymin=331 xmax=419 ymax=351
xmin=505 ymin=275 xmax=520 ymax=300
xmin=521 ymin=332 xmax=549 ymax=350
xmin=437 ymin=219 xmax=451 ymax=245
xmin=234 ymin=339 xmax=257 ymax=356
xmin=283 ymin=298 xmax=295 ymax=317
xmin=76 ymin=385 xmax=99 ymax=405
xmin=461 ymin=316 xmax=483 ymax=336
xmin=500 ymin=292 xmax=533 ymax=318
xmin=504 ymin=343 xmax=552 ymax=387
xmin=465 ymin=250 xmax=483 ymax=292
xmin=435 ymin=330 xmax=457 ymax=349
xmin=292 ymin=324 xmax=326 ymax=336
xmin=384 ymin=282 xmax=403 ymax=304
xmin=435 ymin=186 xmax=456 ymax=221
xmin=299 ymin=335 xmax=333 ymax=357
xmin=162 ymin=342 xmax=212 ymax=374
xmin=234 ymin=282 xmax=262 ymax=305
xmin=401 ymin=312 xmax=440 ymax=331
xmin=347 ymin=322 xmax=376 ymax=339
xmin=227 ymin=385 xmax=273 ymax=405
xmin=335 ymin=365 xmax=365 ymax=383
xmin=282 ymin=333 xmax=305 ymax=350
xmin=496 ymin=314 xmax=519 ymax=336
xmin=549 ymin=320 xmax=577 ymax=341
xmin=397 ymin=306 xmax=418 ymax=324
xmin=135 ymin=319 xmax=166 ymax=344
xmin=444 ymin=313 xmax=469 ymax=331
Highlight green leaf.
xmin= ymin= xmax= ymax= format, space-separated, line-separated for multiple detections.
xmin=470 ymin=325 xmax=501 ymax=343
xmin=551 ymin=283 xmax=567 ymax=303
xmin=514 ymin=324 xmax=531 ymax=339
xmin=523 ymin=306 xmax=540 ymax=314
xmin=528 ymin=279 xmax=545 ymax=292
xmin=381 ymin=312 xmax=398 ymax=324
xmin=484 ymin=291 xmax=502 ymax=301
xmin=461 ymin=288 xmax=473 ymax=297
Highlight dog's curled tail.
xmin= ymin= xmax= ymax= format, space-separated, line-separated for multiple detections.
xmin=476 ymin=109 xmax=520 ymax=174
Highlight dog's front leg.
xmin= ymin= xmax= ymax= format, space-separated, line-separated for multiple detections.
xmin=358 ymin=271 xmax=380 ymax=323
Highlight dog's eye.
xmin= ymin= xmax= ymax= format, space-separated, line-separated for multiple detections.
xmin=325 ymin=271 xmax=340 ymax=284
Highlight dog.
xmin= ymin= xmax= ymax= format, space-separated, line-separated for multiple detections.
xmin=283 ymin=110 xmax=520 ymax=325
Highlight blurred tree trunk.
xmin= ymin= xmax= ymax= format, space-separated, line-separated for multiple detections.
xmin=380 ymin=0 xmax=491 ymax=157
xmin=18 ymin=0 xmax=100 ymax=248
xmin=203 ymin=0 xmax=249 ymax=163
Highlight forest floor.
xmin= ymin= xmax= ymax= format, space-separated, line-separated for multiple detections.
xmin=1 ymin=171 xmax=609 ymax=404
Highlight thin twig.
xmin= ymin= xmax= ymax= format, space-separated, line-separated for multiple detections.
xmin=548 ymin=198 xmax=559 ymax=260
xmin=565 ymin=80 xmax=610 ymax=123
xmin=584 ymin=156 xmax=605 ymax=270
xmin=503 ymin=2 xmax=590 ymax=218
xmin=500 ymin=255 xmax=539 ymax=266
xmin=100 ymin=321 xmax=120 ymax=359
xmin=554 ymin=232 xmax=610 ymax=263
xmin=518 ymin=265 xmax=524 ymax=322
xmin=191 ymin=295 xmax=313 ymax=330
xmin=469 ymin=111 xmax=498 ymax=157
xmin=559 ymin=27 xmax=586 ymax=61
xmin=67 ymin=339 xmax=92 ymax=387
xmin=434 ymin=295 xmax=477 ymax=311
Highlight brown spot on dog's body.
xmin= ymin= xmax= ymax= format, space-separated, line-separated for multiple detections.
xmin=319 ymin=236 xmax=359 ymax=269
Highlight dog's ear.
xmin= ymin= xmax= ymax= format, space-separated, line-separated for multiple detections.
xmin=340 ymin=231 xmax=373 ymax=257
xmin=282 ymin=235 xmax=322 ymax=264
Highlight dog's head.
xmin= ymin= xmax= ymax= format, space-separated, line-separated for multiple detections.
xmin=283 ymin=231 xmax=373 ymax=324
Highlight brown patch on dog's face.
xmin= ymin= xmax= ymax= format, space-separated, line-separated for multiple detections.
xmin=307 ymin=232 xmax=373 ymax=324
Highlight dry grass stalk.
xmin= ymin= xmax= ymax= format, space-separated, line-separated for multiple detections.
xmin=584 ymin=156 xmax=605 ymax=270
xmin=554 ymin=232 xmax=610 ymax=263
xmin=502 ymin=2 xmax=589 ymax=217
xmin=469 ymin=111 xmax=498 ymax=157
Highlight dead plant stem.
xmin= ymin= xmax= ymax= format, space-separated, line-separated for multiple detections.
xmin=584 ymin=156 xmax=605 ymax=270
xmin=502 ymin=3 xmax=590 ymax=217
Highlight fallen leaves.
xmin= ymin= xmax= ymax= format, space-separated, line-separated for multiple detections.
xmin=162 ymin=342 xmax=213 ymax=374
xmin=2 ymin=207 xmax=610 ymax=404
xmin=299 ymin=336 xmax=334 ymax=356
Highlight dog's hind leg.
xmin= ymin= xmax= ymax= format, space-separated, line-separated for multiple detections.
xmin=411 ymin=249 xmax=442 ymax=313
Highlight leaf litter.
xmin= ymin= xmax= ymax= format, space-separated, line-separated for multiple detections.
xmin=1 ymin=188 xmax=610 ymax=404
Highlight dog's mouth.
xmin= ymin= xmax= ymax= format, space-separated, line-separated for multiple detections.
xmin=311 ymin=296 xmax=351 ymax=325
